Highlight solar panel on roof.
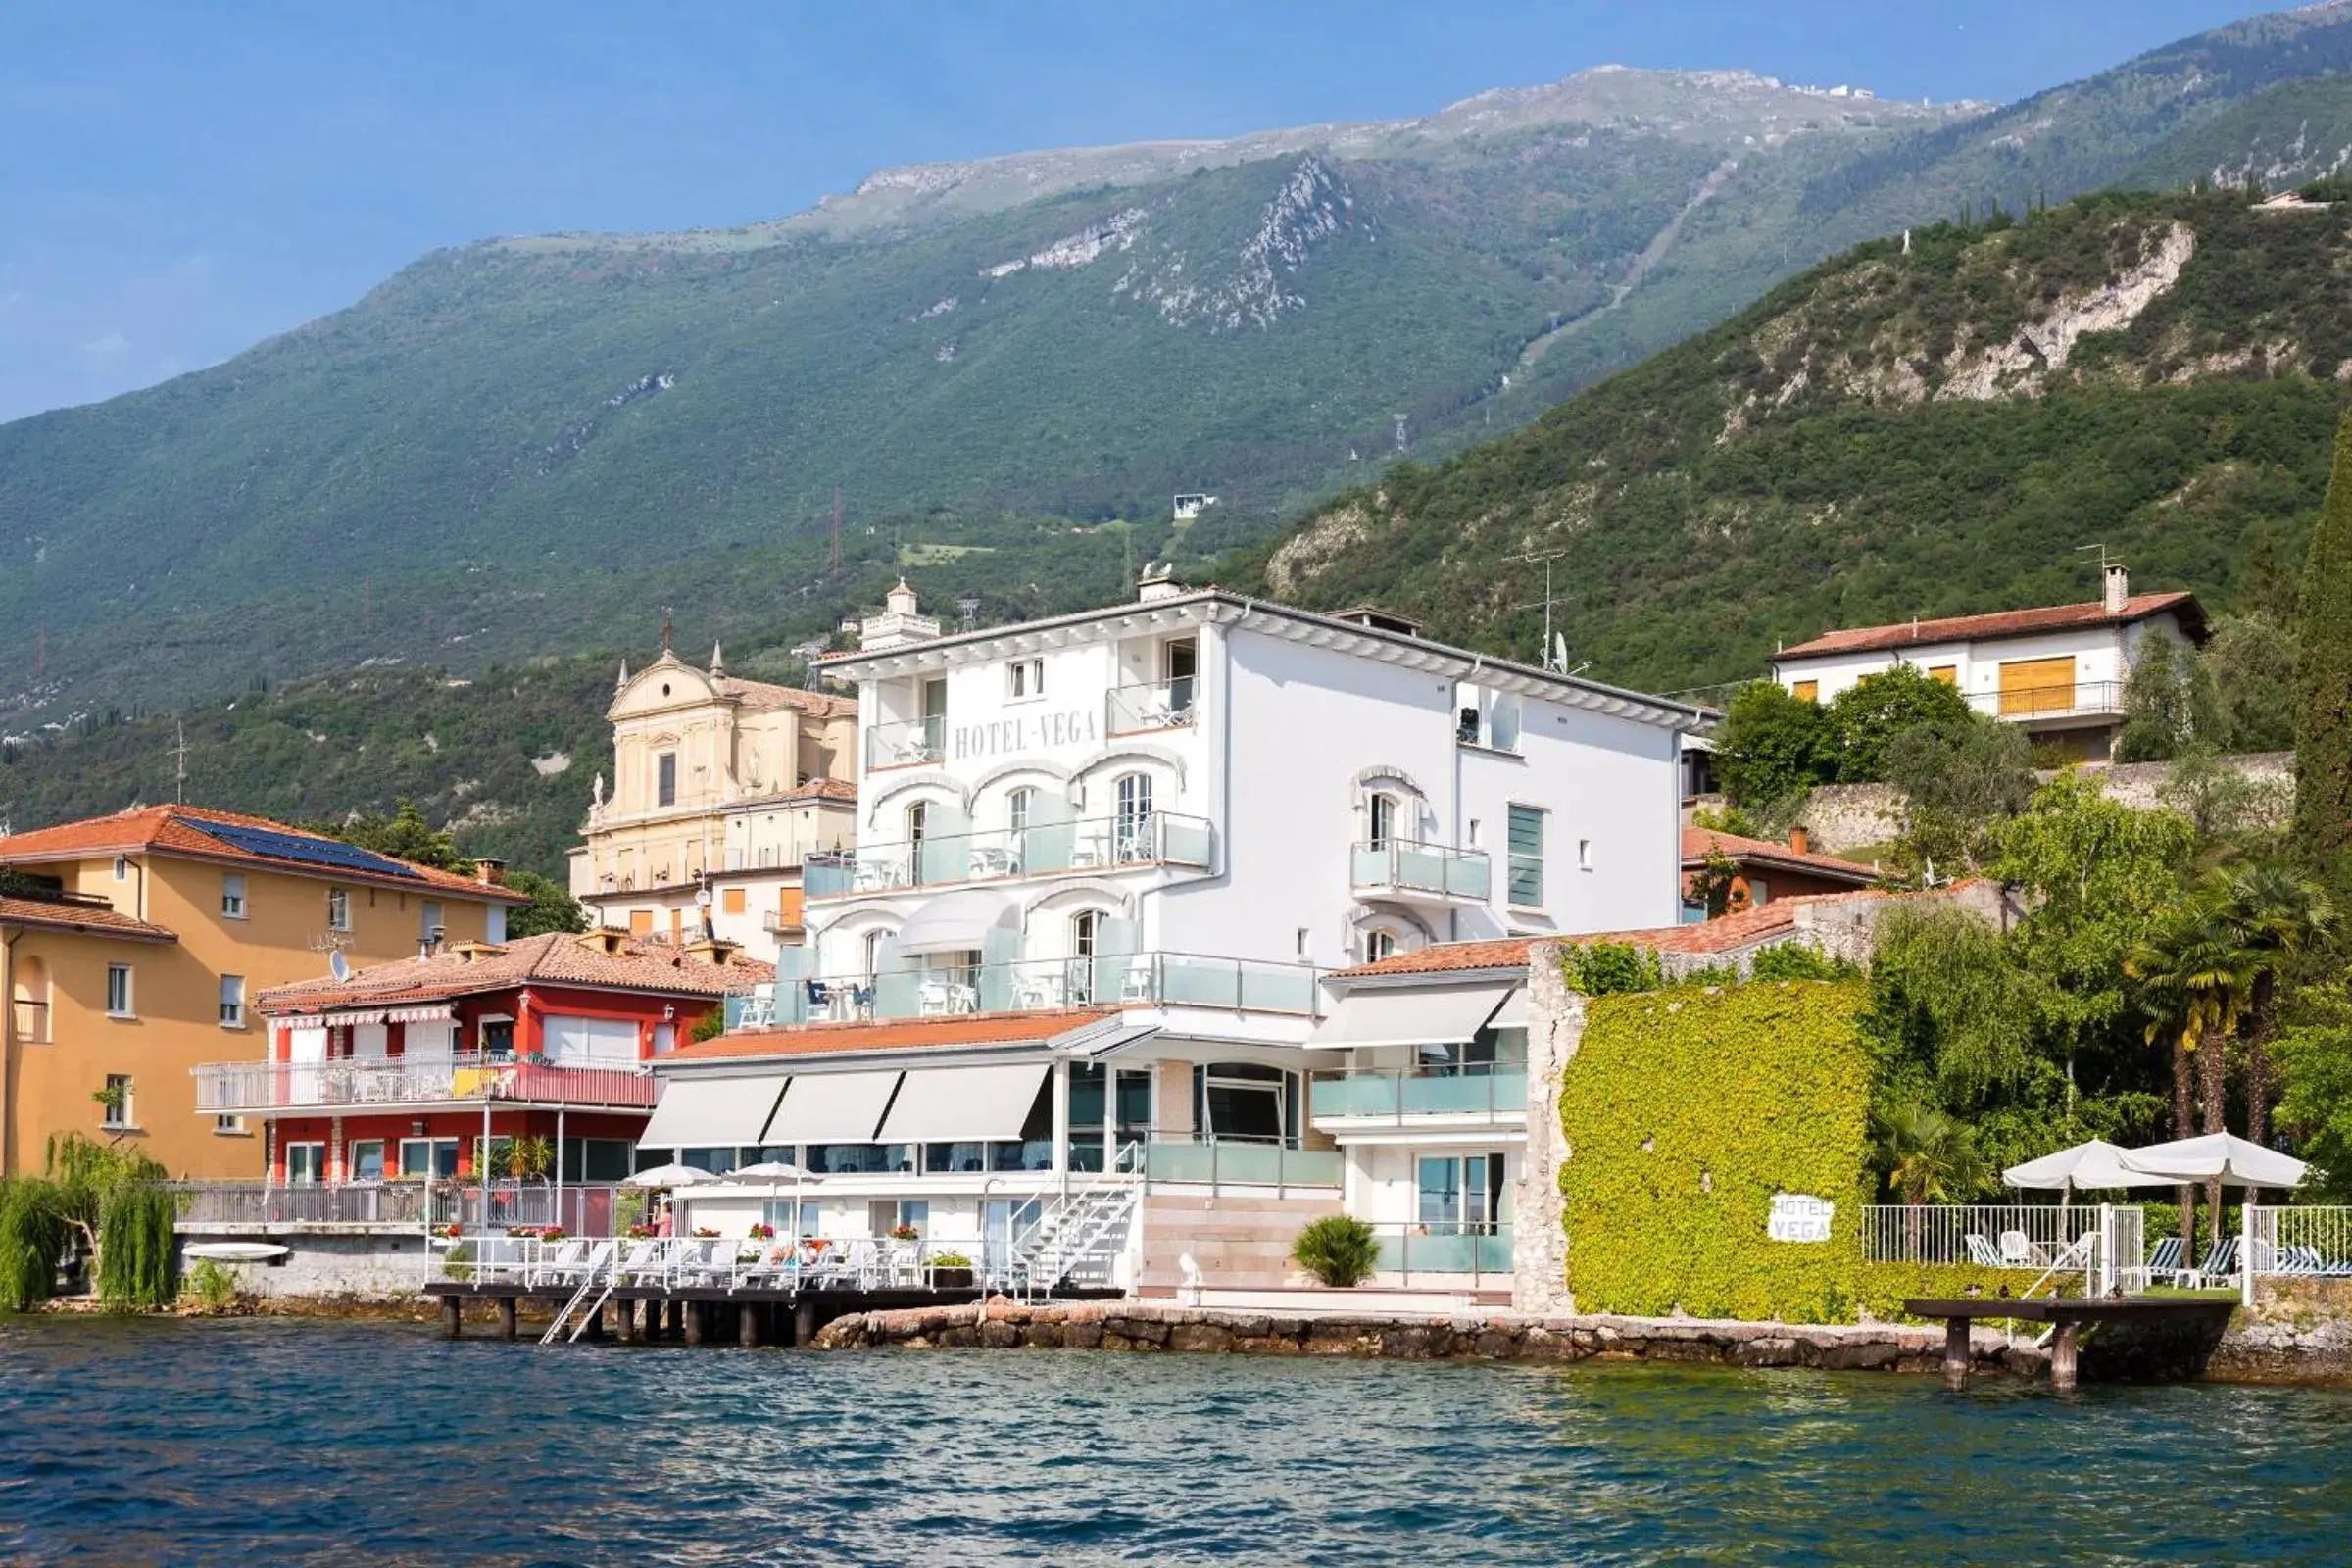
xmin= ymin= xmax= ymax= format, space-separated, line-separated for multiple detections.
xmin=191 ymin=819 xmax=426 ymax=881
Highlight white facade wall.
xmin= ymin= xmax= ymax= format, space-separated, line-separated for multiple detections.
xmin=1772 ymin=617 xmax=2195 ymax=713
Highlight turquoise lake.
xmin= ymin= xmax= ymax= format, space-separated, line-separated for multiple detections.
xmin=4 ymin=1317 xmax=2349 ymax=1565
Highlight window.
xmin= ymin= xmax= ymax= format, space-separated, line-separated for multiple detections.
xmin=420 ymin=901 xmax=444 ymax=942
xmin=629 ymin=909 xmax=654 ymax=937
xmin=400 ymin=1138 xmax=460 ymax=1179
xmin=1417 ymin=1152 xmax=1507 ymax=1233
xmin=763 ymin=1199 xmax=824 ymax=1239
xmin=1506 ymin=806 xmax=1544 ymax=908
xmin=214 ymin=1114 xmax=247 ymax=1136
xmin=1367 ymin=792 xmax=1399 ymax=850
xmin=286 ymin=1142 xmax=327 ymax=1185
xmin=1007 ymin=787 xmax=1035 ymax=836
xmin=869 ymin=1199 xmax=929 ymax=1238
xmin=101 ymin=1074 xmax=132 ymax=1129
xmin=113 ymin=857 xmax=130 ymax=882
xmin=349 ymin=1140 xmax=387 ymax=1182
xmin=862 ymin=928 xmax=889 ymax=978
xmin=1007 ymin=659 xmax=1045 ymax=699
xmin=1296 ymin=927 xmax=1311 ymax=960
xmin=1578 ymin=838 xmax=1593 ymax=872
xmin=1928 ymin=664 xmax=1958 ymax=686
xmin=721 ymin=887 xmax=746 ymax=916
xmin=219 ymin=974 xmax=246 ymax=1028
xmin=1194 ymin=1062 xmax=1290 ymax=1145
xmin=1748 ymin=876 xmax=1771 ymax=908
xmin=657 ymin=751 xmax=678 ymax=808
xmin=1467 ymin=817 xmax=1483 ymax=849
xmin=105 ymin=964 xmax=134 ymax=1018
xmin=220 ymin=873 xmax=247 ymax=919
xmin=1364 ymin=930 xmax=1398 ymax=963
xmin=1791 ymin=679 xmax=1820 ymax=703
xmin=327 ymin=888 xmax=351 ymax=932
xmin=1113 ymin=772 xmax=1152 ymax=861
xmin=1164 ymin=638 xmax=1198 ymax=716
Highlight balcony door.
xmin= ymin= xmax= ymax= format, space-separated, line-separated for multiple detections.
xmin=1417 ymin=1152 xmax=1507 ymax=1233
xmin=1163 ymin=638 xmax=1198 ymax=716
xmin=1113 ymin=772 xmax=1153 ymax=863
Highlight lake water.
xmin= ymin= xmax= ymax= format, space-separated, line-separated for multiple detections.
xmin=5 ymin=1317 xmax=2352 ymax=1566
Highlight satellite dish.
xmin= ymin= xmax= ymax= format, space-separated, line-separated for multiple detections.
xmin=1551 ymin=633 xmax=1569 ymax=673
xmin=329 ymin=950 xmax=351 ymax=983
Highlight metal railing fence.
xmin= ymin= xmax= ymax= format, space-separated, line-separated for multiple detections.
xmin=192 ymin=1054 xmax=657 ymax=1113
xmin=726 ymin=950 xmax=1321 ymax=1028
xmin=1862 ymin=1203 xmax=2107 ymax=1269
xmin=2246 ymin=1205 xmax=2352 ymax=1278
xmin=428 ymin=1232 xmax=1004 ymax=1294
xmin=1348 ymin=840 xmax=1492 ymax=902
xmin=1140 ymin=1139 xmax=1342 ymax=1189
xmin=1308 ymin=1067 xmax=1527 ymax=1124
xmin=1370 ymin=1222 xmax=1514 ymax=1285
xmin=803 ymin=810 xmax=1212 ymax=899
xmin=1105 ymin=678 xmax=1197 ymax=735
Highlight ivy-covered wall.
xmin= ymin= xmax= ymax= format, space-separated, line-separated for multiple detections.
xmin=1560 ymin=981 xmax=2000 ymax=1322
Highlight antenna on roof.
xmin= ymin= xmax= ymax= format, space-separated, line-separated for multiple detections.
xmin=956 ymin=598 xmax=980 ymax=632
xmin=329 ymin=950 xmax=351 ymax=983
xmin=1506 ymin=549 xmax=1569 ymax=670
xmin=169 ymin=722 xmax=190 ymax=805
xmin=2075 ymin=542 xmax=2111 ymax=580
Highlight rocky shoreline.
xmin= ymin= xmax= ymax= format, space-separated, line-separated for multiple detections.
xmin=810 ymin=1298 xmax=2053 ymax=1377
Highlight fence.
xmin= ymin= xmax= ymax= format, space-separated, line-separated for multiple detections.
xmin=172 ymin=1181 xmax=630 ymax=1235
xmin=1370 ymin=1222 xmax=1513 ymax=1285
xmin=430 ymin=1233 xmax=1004 ymax=1294
xmin=728 ymin=950 xmax=1322 ymax=1028
xmin=1308 ymin=1067 xmax=1526 ymax=1124
xmin=804 ymin=811 xmax=1213 ymax=899
xmin=2245 ymin=1206 xmax=2352 ymax=1278
xmin=192 ymin=1055 xmax=657 ymax=1113
xmin=1862 ymin=1203 xmax=2108 ymax=1271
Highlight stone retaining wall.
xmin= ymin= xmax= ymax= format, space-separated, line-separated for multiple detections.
xmin=811 ymin=1298 xmax=2047 ymax=1377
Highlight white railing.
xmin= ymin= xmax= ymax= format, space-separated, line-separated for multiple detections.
xmin=2246 ymin=1205 xmax=2352 ymax=1279
xmin=429 ymin=1233 xmax=998 ymax=1294
xmin=1863 ymin=1203 xmax=2108 ymax=1270
xmin=865 ymin=715 xmax=946 ymax=769
xmin=174 ymin=1181 xmax=437 ymax=1227
xmin=728 ymin=950 xmax=1323 ymax=1028
xmin=192 ymin=1054 xmax=657 ymax=1113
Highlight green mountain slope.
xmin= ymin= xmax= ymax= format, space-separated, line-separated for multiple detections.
xmin=1256 ymin=187 xmax=2346 ymax=692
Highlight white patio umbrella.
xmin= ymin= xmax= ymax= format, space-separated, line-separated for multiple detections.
xmin=621 ymin=1162 xmax=718 ymax=1189
xmin=725 ymin=1161 xmax=812 ymax=1181
xmin=2004 ymin=1140 xmax=2181 ymax=1194
xmin=2119 ymin=1133 xmax=2307 ymax=1189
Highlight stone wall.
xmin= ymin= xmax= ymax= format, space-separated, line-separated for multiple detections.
xmin=185 ymin=1233 xmax=431 ymax=1301
xmin=1794 ymin=783 xmax=1904 ymax=857
xmin=1136 ymin=1190 xmax=1341 ymax=1293
xmin=2212 ymin=1279 xmax=2352 ymax=1383
xmin=1513 ymin=957 xmax=1583 ymax=1315
xmin=811 ymin=1297 xmax=2044 ymax=1376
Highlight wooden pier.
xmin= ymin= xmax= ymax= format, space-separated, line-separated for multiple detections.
xmin=1905 ymin=1297 xmax=2238 ymax=1393
xmin=432 ymin=1280 xmax=1005 ymax=1347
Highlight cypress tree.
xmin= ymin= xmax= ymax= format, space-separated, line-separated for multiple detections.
xmin=2296 ymin=412 xmax=2352 ymax=901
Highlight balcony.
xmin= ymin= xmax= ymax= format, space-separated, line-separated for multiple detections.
xmin=726 ymin=950 xmax=1323 ymax=1029
xmin=1963 ymin=680 xmax=2126 ymax=725
xmin=1105 ymin=678 xmax=1196 ymax=736
xmin=1140 ymin=1139 xmax=1341 ymax=1188
xmin=806 ymin=811 xmax=1213 ymax=900
xmin=1372 ymin=1221 xmax=1514 ymax=1282
xmin=1309 ymin=1067 xmax=1527 ymax=1128
xmin=866 ymin=714 xmax=946 ymax=770
xmin=191 ymin=1054 xmax=659 ymax=1115
xmin=1349 ymin=839 xmax=1492 ymax=904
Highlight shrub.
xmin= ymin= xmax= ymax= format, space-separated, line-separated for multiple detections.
xmin=1292 ymin=1215 xmax=1382 ymax=1287
xmin=1561 ymin=942 xmax=1663 ymax=995
xmin=184 ymin=1258 xmax=241 ymax=1312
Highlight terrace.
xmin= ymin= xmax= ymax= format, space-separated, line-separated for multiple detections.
xmin=726 ymin=951 xmax=1323 ymax=1028
xmin=1307 ymin=1064 xmax=1527 ymax=1130
xmin=191 ymin=1054 xmax=658 ymax=1114
xmin=805 ymin=811 xmax=1213 ymax=901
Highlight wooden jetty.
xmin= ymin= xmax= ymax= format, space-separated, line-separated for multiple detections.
xmin=1905 ymin=1297 xmax=2238 ymax=1393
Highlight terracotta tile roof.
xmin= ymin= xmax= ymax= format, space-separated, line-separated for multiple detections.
xmin=257 ymin=931 xmax=773 ymax=1013
xmin=668 ymin=1007 xmax=1117 ymax=1060
xmin=0 ymin=804 xmax=527 ymax=903
xmin=1682 ymin=827 xmax=1881 ymax=885
xmin=0 ymin=893 xmax=176 ymax=943
xmin=777 ymin=777 xmax=856 ymax=804
xmin=720 ymin=676 xmax=858 ymax=719
xmin=1776 ymin=592 xmax=2204 ymax=661
xmin=1336 ymin=938 xmax=1542 ymax=978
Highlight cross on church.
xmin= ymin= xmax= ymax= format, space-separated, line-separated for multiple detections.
xmin=661 ymin=607 xmax=674 ymax=655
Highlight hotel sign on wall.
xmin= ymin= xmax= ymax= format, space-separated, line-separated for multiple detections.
xmin=1766 ymin=1194 xmax=1835 ymax=1244
xmin=952 ymin=708 xmax=1101 ymax=761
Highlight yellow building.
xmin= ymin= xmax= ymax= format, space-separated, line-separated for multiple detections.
xmin=569 ymin=640 xmax=858 ymax=953
xmin=0 ymin=805 xmax=524 ymax=1178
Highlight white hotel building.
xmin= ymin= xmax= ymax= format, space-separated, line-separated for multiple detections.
xmin=645 ymin=577 xmax=1704 ymax=1298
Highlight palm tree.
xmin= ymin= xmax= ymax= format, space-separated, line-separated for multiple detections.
xmin=2221 ymin=865 xmax=2337 ymax=1152
xmin=2127 ymin=898 xmax=2256 ymax=1256
xmin=1873 ymin=1101 xmax=1986 ymax=1258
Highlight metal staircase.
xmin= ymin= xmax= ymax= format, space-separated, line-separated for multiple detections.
xmin=1009 ymin=1144 xmax=1143 ymax=1298
xmin=539 ymin=1247 xmax=619 ymax=1346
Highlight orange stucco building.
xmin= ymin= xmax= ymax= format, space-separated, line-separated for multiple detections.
xmin=0 ymin=805 xmax=524 ymax=1178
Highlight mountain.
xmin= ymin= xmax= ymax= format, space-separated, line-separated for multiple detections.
xmin=9 ymin=5 xmax=2352 ymax=734
xmin=1256 ymin=184 xmax=2346 ymax=692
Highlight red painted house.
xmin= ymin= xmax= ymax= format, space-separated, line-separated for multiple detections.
xmin=207 ymin=929 xmax=772 ymax=1186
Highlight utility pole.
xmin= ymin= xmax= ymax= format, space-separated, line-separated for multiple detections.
xmin=831 ymin=486 xmax=843 ymax=574
xmin=170 ymin=722 xmax=190 ymax=805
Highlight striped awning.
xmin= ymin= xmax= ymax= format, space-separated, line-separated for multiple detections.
xmin=387 ymin=1004 xmax=455 ymax=1025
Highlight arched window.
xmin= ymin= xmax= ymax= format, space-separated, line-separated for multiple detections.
xmin=1113 ymin=772 xmax=1153 ymax=862
xmin=861 ymin=929 xmax=888 ymax=979
xmin=1071 ymin=908 xmax=1101 ymax=958
xmin=905 ymin=800 xmax=929 ymax=843
xmin=1364 ymin=930 xmax=1398 ymax=964
xmin=1367 ymin=792 xmax=1399 ymax=850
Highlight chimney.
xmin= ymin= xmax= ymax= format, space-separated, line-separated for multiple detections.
xmin=681 ymin=936 xmax=742 ymax=968
xmin=472 ymin=857 xmax=507 ymax=888
xmin=1788 ymin=826 xmax=1810 ymax=856
xmin=2103 ymin=564 xmax=2130 ymax=614
xmin=1138 ymin=563 xmax=1184 ymax=603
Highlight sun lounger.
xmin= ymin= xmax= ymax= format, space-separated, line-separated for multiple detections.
xmin=2144 ymin=1235 xmax=2187 ymax=1286
xmin=1964 ymin=1234 xmax=2004 ymax=1269
xmin=2188 ymin=1236 xmax=2239 ymax=1289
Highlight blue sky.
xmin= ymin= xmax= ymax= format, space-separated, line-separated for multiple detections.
xmin=0 ymin=1 xmax=2268 ymax=423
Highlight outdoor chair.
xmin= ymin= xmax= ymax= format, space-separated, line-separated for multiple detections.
xmin=2189 ymin=1237 xmax=2240 ymax=1289
xmin=535 ymin=1239 xmax=589 ymax=1285
xmin=2143 ymin=1235 xmax=2188 ymax=1287
xmin=1998 ymin=1230 xmax=2049 ymax=1268
xmin=2280 ymin=1245 xmax=2326 ymax=1277
xmin=1964 ymin=1234 xmax=2005 ymax=1268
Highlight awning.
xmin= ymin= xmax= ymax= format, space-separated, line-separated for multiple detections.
xmin=762 ymin=1069 xmax=904 ymax=1145
xmin=639 ymin=1075 xmax=787 ymax=1150
xmin=1486 ymin=986 xmax=1530 ymax=1031
xmin=387 ymin=1004 xmax=454 ymax=1025
xmin=322 ymin=1008 xmax=387 ymax=1027
xmin=895 ymin=889 xmax=1018 ymax=956
xmin=1306 ymin=981 xmax=1515 ymax=1049
xmin=874 ymin=1062 xmax=1051 ymax=1144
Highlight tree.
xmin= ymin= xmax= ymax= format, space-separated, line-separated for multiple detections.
xmin=2126 ymin=895 xmax=2255 ymax=1254
xmin=2204 ymin=614 xmax=2299 ymax=754
xmin=323 ymin=799 xmax=471 ymax=873
xmin=503 ymin=869 xmax=588 ymax=939
xmin=2115 ymin=636 xmax=2222 ymax=763
xmin=1871 ymin=1100 xmax=1987 ymax=1257
xmin=2219 ymin=863 xmax=2336 ymax=1150
xmin=2276 ymin=980 xmax=2352 ymax=1202
xmin=1689 ymin=847 xmax=1741 ymax=918
xmin=2296 ymin=411 xmax=2352 ymax=907
xmin=1863 ymin=902 xmax=2035 ymax=1110
xmin=1823 ymin=665 xmax=1972 ymax=783
xmin=1883 ymin=715 xmax=2034 ymax=879
xmin=1711 ymin=681 xmax=1832 ymax=808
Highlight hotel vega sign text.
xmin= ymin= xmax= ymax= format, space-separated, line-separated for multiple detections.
xmin=952 ymin=707 xmax=1100 ymax=761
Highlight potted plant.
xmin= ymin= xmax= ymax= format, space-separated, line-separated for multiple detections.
xmin=693 ymin=1226 xmax=720 ymax=1239
xmin=747 ymin=1222 xmax=776 ymax=1240
xmin=888 ymin=1223 xmax=921 ymax=1241
xmin=927 ymin=1250 xmax=976 ymax=1289
xmin=1291 ymin=1215 xmax=1382 ymax=1288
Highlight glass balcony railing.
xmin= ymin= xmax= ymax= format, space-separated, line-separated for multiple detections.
xmin=724 ymin=951 xmax=1323 ymax=1030
xmin=1140 ymin=1140 xmax=1342 ymax=1188
xmin=1308 ymin=1067 xmax=1527 ymax=1123
xmin=1106 ymin=678 xmax=1197 ymax=735
xmin=1349 ymin=840 xmax=1492 ymax=902
xmin=805 ymin=811 xmax=1213 ymax=900
xmin=866 ymin=715 xmax=946 ymax=769
xmin=1372 ymin=1221 xmax=1514 ymax=1281
xmin=191 ymin=1054 xmax=658 ymax=1113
